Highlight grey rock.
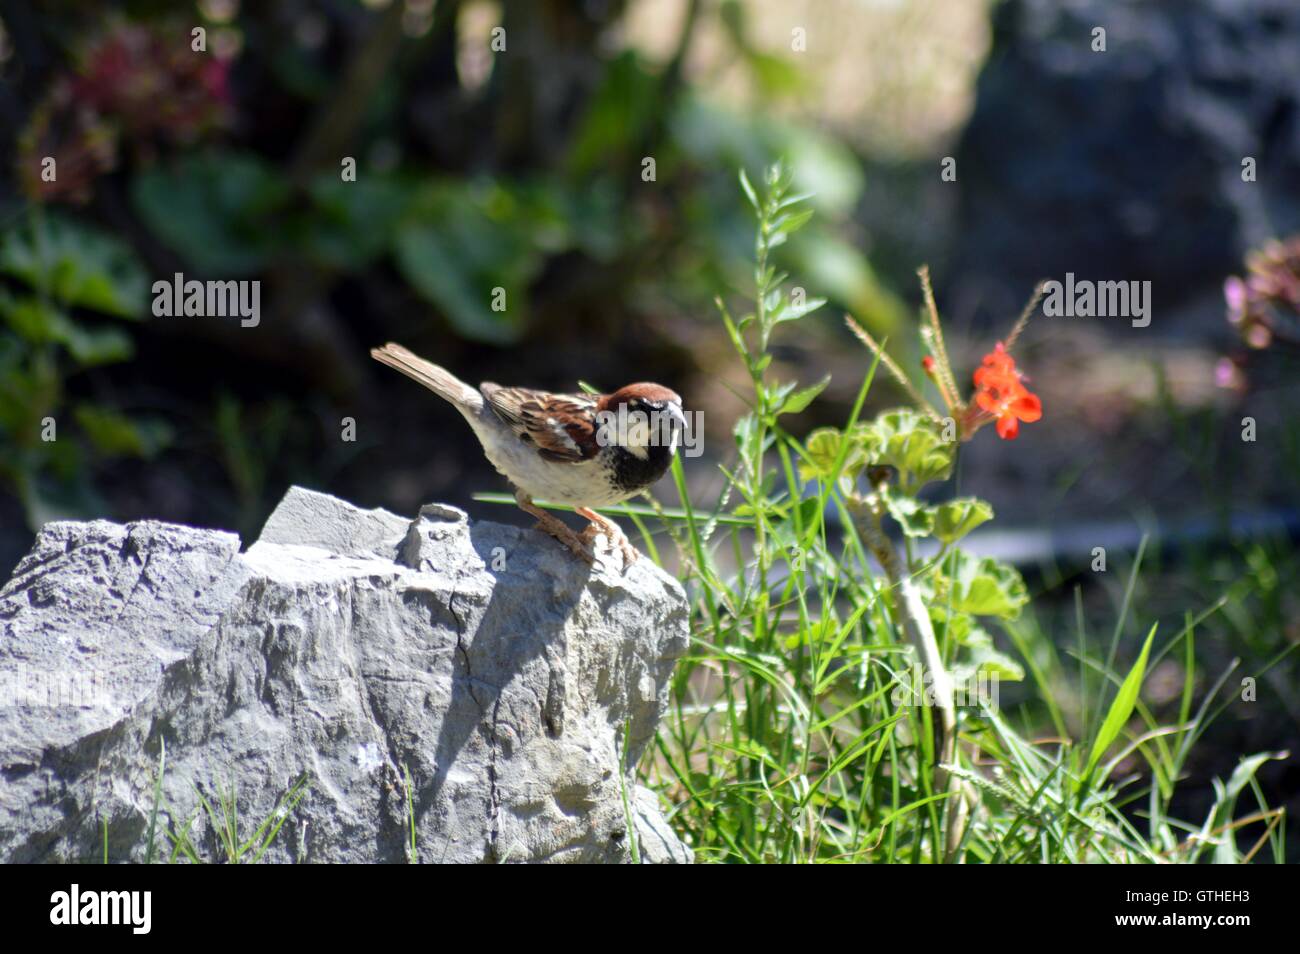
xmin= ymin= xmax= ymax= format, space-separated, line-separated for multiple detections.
xmin=256 ymin=485 xmax=409 ymax=560
xmin=0 ymin=486 xmax=691 ymax=863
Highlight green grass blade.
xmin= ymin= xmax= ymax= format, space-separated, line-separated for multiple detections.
xmin=144 ymin=737 xmax=165 ymax=864
xmin=1085 ymin=622 xmax=1157 ymax=784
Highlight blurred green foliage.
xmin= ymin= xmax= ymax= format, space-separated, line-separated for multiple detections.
xmin=0 ymin=2 xmax=911 ymax=534
xmin=0 ymin=211 xmax=169 ymax=526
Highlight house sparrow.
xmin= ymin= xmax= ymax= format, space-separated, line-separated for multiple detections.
xmin=370 ymin=343 xmax=686 ymax=565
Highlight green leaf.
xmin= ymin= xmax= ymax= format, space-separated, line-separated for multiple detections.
xmin=945 ymin=550 xmax=1029 ymax=620
xmin=785 ymin=608 xmax=843 ymax=654
xmin=565 ymin=51 xmax=658 ymax=176
xmin=932 ymin=498 xmax=994 ymax=544
xmin=930 ymin=609 xmax=985 ymax=647
xmin=132 ymin=151 xmax=291 ymax=275
xmin=306 ymin=173 xmax=411 ymax=268
xmin=733 ymin=412 xmax=760 ymax=457
xmin=773 ymin=294 xmax=827 ymax=324
xmin=73 ymin=404 xmax=171 ymax=458
xmin=800 ymin=428 xmax=840 ymax=480
xmin=0 ymin=216 xmax=148 ymax=317
xmin=0 ymin=293 xmax=133 ymax=366
xmin=738 ymin=168 xmax=760 ymax=213
xmin=773 ymin=207 xmax=814 ymax=235
xmin=775 ymin=375 xmax=830 ymax=417
xmin=860 ymin=408 xmax=953 ymax=493
xmin=393 ymin=183 xmax=543 ymax=345
xmin=771 ymin=496 xmax=821 ymax=532
xmin=395 ymin=227 xmax=525 ymax=344
xmin=0 ymin=292 xmax=61 ymax=342
xmin=1085 ymin=623 xmax=1157 ymax=781
xmin=767 ymin=379 xmax=798 ymax=412
xmin=964 ymin=646 xmax=1025 ymax=682
xmin=799 ymin=427 xmax=866 ymax=483
xmin=776 ymin=190 xmax=815 ymax=211
xmin=883 ymin=491 xmax=933 ymax=538
xmin=1210 ymin=752 xmax=1287 ymax=863
xmin=57 ymin=323 xmax=134 ymax=367
xmin=762 ymin=287 xmax=783 ymax=316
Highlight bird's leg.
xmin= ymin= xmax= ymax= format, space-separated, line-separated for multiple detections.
xmin=515 ymin=491 xmax=594 ymax=563
xmin=576 ymin=507 xmax=639 ymax=565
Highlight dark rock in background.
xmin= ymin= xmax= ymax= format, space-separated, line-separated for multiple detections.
xmin=0 ymin=487 xmax=691 ymax=863
xmin=948 ymin=0 xmax=1300 ymax=322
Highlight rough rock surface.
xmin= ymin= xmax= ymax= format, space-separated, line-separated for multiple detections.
xmin=0 ymin=486 xmax=691 ymax=863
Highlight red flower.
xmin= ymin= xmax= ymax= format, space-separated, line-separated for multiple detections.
xmin=972 ymin=342 xmax=1042 ymax=440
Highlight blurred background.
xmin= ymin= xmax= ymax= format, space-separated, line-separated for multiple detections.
xmin=1 ymin=0 xmax=1298 ymax=846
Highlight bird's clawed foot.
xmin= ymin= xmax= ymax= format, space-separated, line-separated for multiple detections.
xmin=515 ymin=492 xmax=594 ymax=564
xmin=513 ymin=494 xmax=639 ymax=569
xmin=577 ymin=507 xmax=639 ymax=568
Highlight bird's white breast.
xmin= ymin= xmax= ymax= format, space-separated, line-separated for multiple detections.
xmin=475 ymin=423 xmax=629 ymax=507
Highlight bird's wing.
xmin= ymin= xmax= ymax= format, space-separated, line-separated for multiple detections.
xmin=480 ymin=384 xmax=602 ymax=463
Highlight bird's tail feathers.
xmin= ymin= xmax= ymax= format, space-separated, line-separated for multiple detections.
xmin=370 ymin=343 xmax=483 ymax=412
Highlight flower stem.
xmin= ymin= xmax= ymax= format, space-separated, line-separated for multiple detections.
xmin=846 ymin=489 xmax=971 ymax=863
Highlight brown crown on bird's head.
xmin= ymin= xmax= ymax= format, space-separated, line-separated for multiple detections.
xmin=598 ymin=382 xmax=682 ymax=410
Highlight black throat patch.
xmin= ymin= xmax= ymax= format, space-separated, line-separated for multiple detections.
xmin=608 ymin=442 xmax=674 ymax=494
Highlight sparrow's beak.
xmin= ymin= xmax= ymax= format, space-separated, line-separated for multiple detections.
xmin=666 ymin=402 xmax=687 ymax=454
xmin=666 ymin=402 xmax=687 ymax=432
